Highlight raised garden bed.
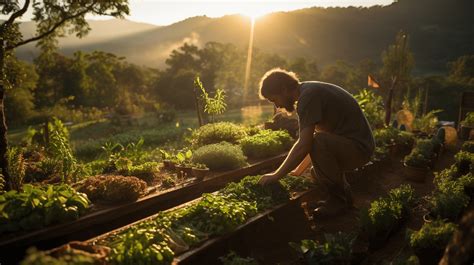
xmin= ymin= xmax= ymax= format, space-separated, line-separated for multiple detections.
xmin=0 ymin=153 xmax=287 ymax=262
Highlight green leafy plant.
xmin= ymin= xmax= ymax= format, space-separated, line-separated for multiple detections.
xmin=109 ymin=226 xmax=174 ymax=265
xmin=403 ymin=138 xmax=437 ymax=168
xmin=360 ymin=185 xmax=415 ymax=246
xmin=354 ymin=89 xmax=385 ymax=129
xmin=429 ymin=177 xmax=469 ymax=220
xmin=372 ymin=145 xmax=390 ymax=162
xmin=461 ymin=140 xmax=474 ymax=153
xmin=47 ymin=118 xmax=78 ymax=183
xmin=413 ymin=109 xmax=442 ymax=134
xmin=239 ymin=129 xmax=293 ymax=159
xmin=194 ymin=76 xmax=227 ymax=123
xmin=290 ymin=232 xmax=355 ymax=265
xmin=408 ymin=220 xmax=456 ymax=252
xmin=461 ymin=112 xmax=474 ymax=127
xmin=454 ymin=151 xmax=474 ymax=175
xmin=191 ymin=122 xmax=247 ymax=146
xmin=192 ymin=142 xmax=247 ymax=171
xmin=78 ymin=175 xmax=147 ymax=203
xmin=6 ymin=147 xmax=26 ymax=191
xmin=33 ymin=175 xmax=310 ymax=264
xmin=0 ymin=184 xmax=90 ymax=234
xmin=20 ymin=247 xmax=97 ymax=265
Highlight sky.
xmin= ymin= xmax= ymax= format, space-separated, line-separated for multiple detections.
xmin=8 ymin=0 xmax=393 ymax=26
xmin=125 ymin=0 xmax=394 ymax=26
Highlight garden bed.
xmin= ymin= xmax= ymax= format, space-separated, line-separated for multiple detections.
xmin=0 ymin=153 xmax=287 ymax=260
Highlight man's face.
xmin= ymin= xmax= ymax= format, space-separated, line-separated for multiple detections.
xmin=267 ymin=93 xmax=295 ymax=113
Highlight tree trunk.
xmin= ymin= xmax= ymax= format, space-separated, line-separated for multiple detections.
xmin=0 ymin=41 xmax=11 ymax=190
xmin=385 ymin=88 xmax=394 ymax=126
xmin=193 ymin=86 xmax=203 ymax=127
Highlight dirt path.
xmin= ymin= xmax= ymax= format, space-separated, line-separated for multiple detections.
xmin=253 ymin=148 xmax=459 ymax=265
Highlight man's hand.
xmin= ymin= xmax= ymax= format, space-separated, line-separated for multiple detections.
xmin=258 ymin=173 xmax=281 ymax=185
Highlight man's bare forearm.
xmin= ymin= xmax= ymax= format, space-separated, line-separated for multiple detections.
xmin=273 ymin=141 xmax=310 ymax=178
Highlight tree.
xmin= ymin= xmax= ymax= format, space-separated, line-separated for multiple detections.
xmin=380 ymin=30 xmax=415 ymax=112
xmin=0 ymin=0 xmax=129 ymax=190
xmin=379 ymin=30 xmax=415 ymax=125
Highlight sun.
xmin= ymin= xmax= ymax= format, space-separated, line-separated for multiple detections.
xmin=239 ymin=8 xmax=270 ymax=20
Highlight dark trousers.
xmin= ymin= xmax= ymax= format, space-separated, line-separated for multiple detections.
xmin=309 ymin=132 xmax=371 ymax=200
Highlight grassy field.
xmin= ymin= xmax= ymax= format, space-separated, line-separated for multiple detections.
xmin=8 ymin=105 xmax=275 ymax=161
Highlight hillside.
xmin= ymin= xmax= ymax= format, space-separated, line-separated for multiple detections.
xmin=14 ymin=0 xmax=474 ymax=72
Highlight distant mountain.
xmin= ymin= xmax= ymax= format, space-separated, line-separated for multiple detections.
xmin=15 ymin=0 xmax=473 ymax=73
xmin=17 ymin=18 xmax=158 ymax=58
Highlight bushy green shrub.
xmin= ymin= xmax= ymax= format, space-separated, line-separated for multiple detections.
xmin=396 ymin=131 xmax=415 ymax=147
xmin=408 ymin=220 xmax=456 ymax=251
xmin=78 ymin=175 xmax=147 ymax=203
xmin=192 ymin=142 xmax=247 ymax=171
xmin=454 ymin=151 xmax=474 ymax=175
xmin=360 ymin=185 xmax=415 ymax=244
xmin=461 ymin=112 xmax=474 ymax=127
xmin=239 ymin=129 xmax=293 ymax=159
xmin=461 ymin=140 xmax=474 ymax=153
xmin=429 ymin=177 xmax=469 ymax=220
xmin=191 ymin=122 xmax=247 ymax=146
xmin=403 ymin=138 xmax=437 ymax=168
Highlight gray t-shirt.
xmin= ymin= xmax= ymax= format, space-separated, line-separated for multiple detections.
xmin=296 ymin=81 xmax=375 ymax=154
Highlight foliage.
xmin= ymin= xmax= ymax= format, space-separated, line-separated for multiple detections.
xmin=360 ymin=185 xmax=415 ymax=243
xmin=0 ymin=174 xmax=5 ymax=194
xmin=220 ymin=176 xmax=290 ymax=211
xmin=192 ymin=142 xmax=247 ymax=171
xmin=109 ymin=226 xmax=174 ymax=265
xmin=279 ymin=175 xmax=315 ymax=192
xmin=403 ymin=138 xmax=437 ymax=168
xmin=219 ymin=251 xmax=259 ymax=265
xmin=95 ymin=175 xmax=305 ymax=264
xmin=194 ymin=76 xmax=227 ymax=122
xmin=48 ymin=118 xmax=78 ymax=182
xmin=239 ymin=129 xmax=293 ymax=159
xmin=191 ymin=122 xmax=247 ymax=146
xmin=75 ymin=125 xmax=185 ymax=161
xmin=380 ymin=30 xmax=415 ymax=110
xmin=448 ymin=55 xmax=474 ymax=86
xmin=454 ymin=151 xmax=474 ymax=174
xmin=354 ymin=89 xmax=384 ymax=129
xmin=5 ymin=57 xmax=38 ymax=127
xmin=461 ymin=112 xmax=474 ymax=127
xmin=20 ymin=247 xmax=97 ymax=265
xmin=6 ymin=147 xmax=26 ymax=191
xmin=77 ymin=175 xmax=147 ymax=203
xmin=429 ymin=176 xmax=469 ymax=220
xmin=408 ymin=220 xmax=456 ymax=251
xmin=175 ymin=193 xmax=258 ymax=235
xmin=290 ymin=232 xmax=355 ymax=265
xmin=461 ymin=141 xmax=474 ymax=153
xmin=412 ymin=109 xmax=442 ymax=134
xmin=0 ymin=184 xmax=89 ymax=234
xmin=372 ymin=145 xmax=390 ymax=162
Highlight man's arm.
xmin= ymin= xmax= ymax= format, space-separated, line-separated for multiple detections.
xmin=258 ymin=125 xmax=315 ymax=185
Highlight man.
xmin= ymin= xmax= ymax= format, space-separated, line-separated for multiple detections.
xmin=258 ymin=68 xmax=375 ymax=218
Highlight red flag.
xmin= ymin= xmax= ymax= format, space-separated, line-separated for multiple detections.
xmin=368 ymin=75 xmax=380 ymax=88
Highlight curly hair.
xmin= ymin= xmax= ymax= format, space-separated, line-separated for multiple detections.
xmin=259 ymin=68 xmax=299 ymax=100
